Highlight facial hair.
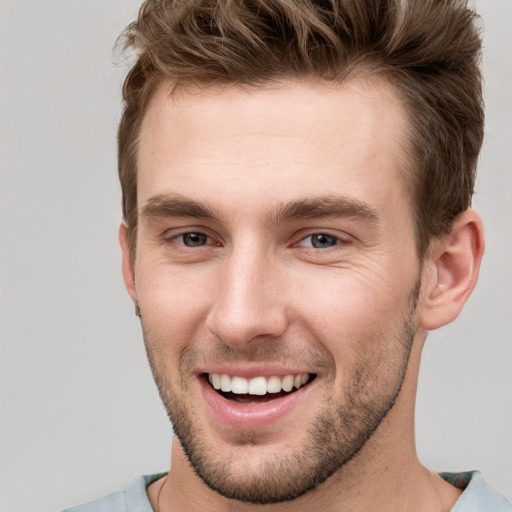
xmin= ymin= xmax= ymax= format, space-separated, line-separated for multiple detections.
xmin=141 ymin=279 xmax=421 ymax=504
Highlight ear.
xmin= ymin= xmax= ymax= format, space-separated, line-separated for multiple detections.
xmin=418 ymin=210 xmax=485 ymax=330
xmin=119 ymin=223 xmax=138 ymax=304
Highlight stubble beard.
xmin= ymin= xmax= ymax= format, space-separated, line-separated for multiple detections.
xmin=141 ymin=281 xmax=420 ymax=505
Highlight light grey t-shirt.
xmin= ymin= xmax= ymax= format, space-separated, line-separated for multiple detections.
xmin=62 ymin=471 xmax=511 ymax=511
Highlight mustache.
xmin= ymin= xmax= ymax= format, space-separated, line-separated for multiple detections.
xmin=177 ymin=339 xmax=332 ymax=374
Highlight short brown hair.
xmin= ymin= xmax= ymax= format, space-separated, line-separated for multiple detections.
xmin=117 ymin=0 xmax=484 ymax=259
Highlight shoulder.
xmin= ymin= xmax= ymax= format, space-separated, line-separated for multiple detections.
xmin=62 ymin=490 xmax=126 ymax=512
xmin=61 ymin=473 xmax=167 ymax=512
xmin=441 ymin=471 xmax=511 ymax=512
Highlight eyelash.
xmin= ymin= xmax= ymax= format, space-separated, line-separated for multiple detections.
xmin=295 ymin=233 xmax=345 ymax=249
xmin=167 ymin=231 xmax=349 ymax=251
xmin=169 ymin=231 xmax=217 ymax=248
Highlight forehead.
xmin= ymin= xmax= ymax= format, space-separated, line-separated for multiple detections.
xmin=137 ymin=78 xmax=412 ymax=218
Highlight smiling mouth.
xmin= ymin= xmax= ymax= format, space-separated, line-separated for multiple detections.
xmin=204 ymin=373 xmax=316 ymax=404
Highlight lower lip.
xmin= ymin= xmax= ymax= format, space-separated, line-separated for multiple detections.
xmin=199 ymin=377 xmax=312 ymax=430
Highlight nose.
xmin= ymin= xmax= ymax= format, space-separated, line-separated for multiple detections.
xmin=206 ymin=245 xmax=288 ymax=348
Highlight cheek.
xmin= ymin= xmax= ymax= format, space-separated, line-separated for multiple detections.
xmin=135 ymin=260 xmax=214 ymax=347
xmin=292 ymin=268 xmax=413 ymax=360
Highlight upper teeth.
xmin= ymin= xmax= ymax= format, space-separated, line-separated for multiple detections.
xmin=208 ymin=373 xmax=311 ymax=395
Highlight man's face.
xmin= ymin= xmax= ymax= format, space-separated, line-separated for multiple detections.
xmin=128 ymin=79 xmax=423 ymax=503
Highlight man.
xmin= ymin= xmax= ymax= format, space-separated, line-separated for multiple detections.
xmin=65 ymin=0 xmax=510 ymax=510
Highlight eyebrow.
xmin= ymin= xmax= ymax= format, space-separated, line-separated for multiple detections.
xmin=269 ymin=196 xmax=379 ymax=225
xmin=141 ymin=194 xmax=216 ymax=221
xmin=141 ymin=194 xmax=379 ymax=225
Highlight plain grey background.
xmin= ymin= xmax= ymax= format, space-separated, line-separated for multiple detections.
xmin=0 ymin=1 xmax=510 ymax=511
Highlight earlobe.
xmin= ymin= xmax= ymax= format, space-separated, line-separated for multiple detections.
xmin=419 ymin=210 xmax=485 ymax=331
xmin=119 ymin=223 xmax=138 ymax=304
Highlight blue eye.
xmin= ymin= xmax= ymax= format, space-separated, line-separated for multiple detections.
xmin=300 ymin=234 xmax=339 ymax=249
xmin=177 ymin=232 xmax=210 ymax=247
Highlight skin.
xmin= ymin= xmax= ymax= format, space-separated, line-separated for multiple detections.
xmin=120 ymin=78 xmax=484 ymax=511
